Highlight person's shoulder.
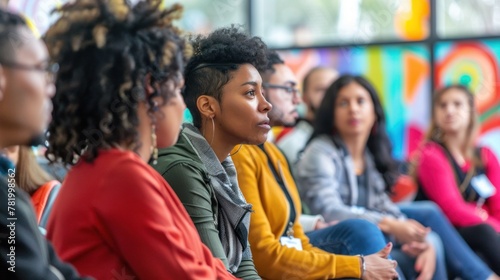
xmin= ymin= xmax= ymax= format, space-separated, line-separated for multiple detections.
xmin=479 ymin=145 xmax=500 ymax=165
xmin=412 ymin=142 xmax=449 ymax=171
xmin=419 ymin=141 xmax=446 ymax=159
xmin=306 ymin=135 xmax=338 ymax=155
xmin=233 ymin=144 xmax=263 ymax=159
xmin=479 ymin=145 xmax=496 ymax=157
xmin=262 ymin=141 xmax=288 ymax=161
xmin=263 ymin=141 xmax=280 ymax=153
xmin=156 ymin=132 xmax=203 ymax=172
xmin=101 ymin=150 xmax=159 ymax=185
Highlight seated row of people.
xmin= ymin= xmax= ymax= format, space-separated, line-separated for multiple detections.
xmin=0 ymin=1 xmax=394 ymax=279
xmin=1 ymin=0 xmax=499 ymax=279
xmin=277 ymin=65 xmax=500 ymax=276
xmin=293 ymin=75 xmax=500 ymax=279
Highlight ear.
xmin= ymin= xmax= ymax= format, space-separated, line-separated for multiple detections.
xmin=144 ymin=73 xmax=157 ymax=98
xmin=196 ymin=95 xmax=217 ymax=119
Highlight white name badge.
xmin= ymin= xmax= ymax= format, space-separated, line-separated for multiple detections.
xmin=280 ymin=237 xmax=303 ymax=251
xmin=471 ymin=174 xmax=496 ymax=199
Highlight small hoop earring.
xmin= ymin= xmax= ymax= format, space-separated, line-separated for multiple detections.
xmin=229 ymin=144 xmax=243 ymax=156
xmin=209 ymin=116 xmax=215 ymax=147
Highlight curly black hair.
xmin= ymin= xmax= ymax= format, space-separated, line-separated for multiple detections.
xmin=44 ymin=0 xmax=191 ymax=165
xmin=183 ymin=26 xmax=269 ymax=128
xmin=0 ymin=9 xmax=28 ymax=62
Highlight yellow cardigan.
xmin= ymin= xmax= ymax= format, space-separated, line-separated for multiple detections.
xmin=231 ymin=142 xmax=361 ymax=280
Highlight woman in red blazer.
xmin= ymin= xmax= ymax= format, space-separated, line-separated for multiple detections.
xmin=44 ymin=1 xmax=235 ymax=279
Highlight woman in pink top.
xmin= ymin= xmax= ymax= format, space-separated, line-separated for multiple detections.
xmin=414 ymin=85 xmax=500 ymax=273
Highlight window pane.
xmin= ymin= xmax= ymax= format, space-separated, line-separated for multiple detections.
xmin=7 ymin=0 xmax=248 ymax=36
xmin=253 ymin=0 xmax=429 ymax=48
xmin=177 ymin=0 xmax=249 ymax=35
xmin=437 ymin=0 xmax=500 ymax=38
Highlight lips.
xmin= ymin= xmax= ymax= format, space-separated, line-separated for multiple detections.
xmin=258 ymin=119 xmax=271 ymax=130
xmin=348 ymin=119 xmax=360 ymax=126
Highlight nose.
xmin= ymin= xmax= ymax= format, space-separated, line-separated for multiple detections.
xmin=348 ymin=101 xmax=358 ymax=113
xmin=292 ymin=91 xmax=302 ymax=105
xmin=259 ymin=93 xmax=272 ymax=112
xmin=47 ymin=82 xmax=56 ymax=98
xmin=443 ymin=103 xmax=454 ymax=114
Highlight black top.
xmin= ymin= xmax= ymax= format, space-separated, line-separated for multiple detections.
xmin=0 ymin=174 xmax=90 ymax=280
xmin=356 ymin=170 xmax=369 ymax=207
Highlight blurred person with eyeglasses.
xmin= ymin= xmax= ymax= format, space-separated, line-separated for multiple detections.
xmin=0 ymin=8 xmax=90 ymax=280
xmin=275 ymin=67 xmax=338 ymax=166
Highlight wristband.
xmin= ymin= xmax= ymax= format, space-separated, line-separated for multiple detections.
xmin=359 ymin=254 xmax=366 ymax=279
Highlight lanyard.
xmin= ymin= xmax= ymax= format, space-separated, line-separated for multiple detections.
xmin=258 ymin=144 xmax=297 ymax=237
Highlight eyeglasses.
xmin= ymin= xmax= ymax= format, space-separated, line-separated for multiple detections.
xmin=262 ymin=83 xmax=300 ymax=97
xmin=0 ymin=61 xmax=59 ymax=83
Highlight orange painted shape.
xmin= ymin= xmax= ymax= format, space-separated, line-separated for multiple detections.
xmin=404 ymin=54 xmax=429 ymax=103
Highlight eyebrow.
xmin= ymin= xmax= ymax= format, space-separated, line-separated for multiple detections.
xmin=240 ymin=81 xmax=258 ymax=86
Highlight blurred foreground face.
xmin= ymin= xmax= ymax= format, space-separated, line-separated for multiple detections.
xmin=434 ymin=87 xmax=472 ymax=135
xmin=155 ymin=76 xmax=187 ymax=148
xmin=0 ymin=26 xmax=55 ymax=147
xmin=333 ymin=81 xmax=376 ymax=138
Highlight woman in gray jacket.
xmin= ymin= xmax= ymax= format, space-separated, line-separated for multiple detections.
xmin=295 ymin=74 xmax=498 ymax=280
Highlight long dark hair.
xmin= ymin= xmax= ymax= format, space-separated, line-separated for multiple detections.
xmin=310 ymin=74 xmax=399 ymax=191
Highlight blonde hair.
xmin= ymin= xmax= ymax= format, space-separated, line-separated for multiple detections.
xmin=16 ymin=146 xmax=53 ymax=194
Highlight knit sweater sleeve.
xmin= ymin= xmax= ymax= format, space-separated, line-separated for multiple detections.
xmin=417 ymin=142 xmax=500 ymax=231
xmin=232 ymin=145 xmax=361 ymax=280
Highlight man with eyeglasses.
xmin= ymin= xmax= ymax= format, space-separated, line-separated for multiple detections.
xmin=261 ymin=58 xmax=301 ymax=131
xmin=0 ymin=9 xmax=88 ymax=280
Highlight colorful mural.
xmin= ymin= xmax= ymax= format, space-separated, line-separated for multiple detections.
xmin=435 ymin=40 xmax=500 ymax=157
xmin=279 ymin=45 xmax=431 ymax=160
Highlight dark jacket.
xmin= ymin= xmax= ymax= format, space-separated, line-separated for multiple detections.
xmin=0 ymin=174 xmax=90 ymax=280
